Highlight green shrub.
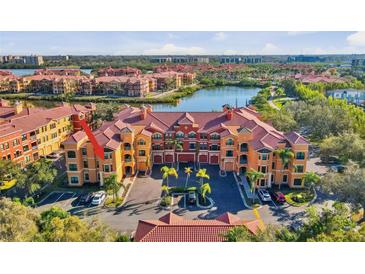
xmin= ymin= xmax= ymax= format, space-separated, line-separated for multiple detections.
xmin=160 ymin=195 xmax=172 ymax=207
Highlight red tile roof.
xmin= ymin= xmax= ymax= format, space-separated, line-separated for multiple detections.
xmin=134 ymin=212 xmax=261 ymax=242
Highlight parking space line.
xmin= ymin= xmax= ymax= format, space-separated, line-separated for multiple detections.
xmin=271 ymin=200 xmax=278 ymax=209
xmin=55 ymin=192 xmax=65 ymax=202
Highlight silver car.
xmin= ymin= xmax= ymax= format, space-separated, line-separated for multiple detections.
xmin=258 ymin=189 xmax=271 ymax=202
xmin=91 ymin=191 xmax=106 ymax=206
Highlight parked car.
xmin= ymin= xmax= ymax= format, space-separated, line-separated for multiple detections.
xmin=46 ymin=152 xmax=61 ymax=159
xmin=258 ymin=189 xmax=271 ymax=202
xmin=79 ymin=192 xmax=94 ymax=205
xmin=320 ymin=156 xmax=340 ymax=164
xmin=269 ymin=191 xmax=286 ymax=203
xmin=187 ymin=191 xmax=197 ymax=205
xmin=91 ymin=191 xmax=106 ymax=206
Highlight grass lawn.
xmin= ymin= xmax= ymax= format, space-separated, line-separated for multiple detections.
xmin=285 ymin=190 xmax=315 ymax=207
xmin=0 ymin=179 xmax=17 ymax=191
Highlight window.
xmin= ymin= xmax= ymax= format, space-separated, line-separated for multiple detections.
xmin=83 ymin=160 xmax=88 ymax=168
xmin=96 ymin=161 xmax=99 ymax=168
xmin=70 ymin=176 xmax=79 ymax=184
xmin=240 ymin=143 xmax=248 ymax=152
xmin=104 ymin=151 xmax=113 ymax=160
xmin=189 ymin=142 xmax=196 ymax=150
xmin=165 ymin=133 xmax=173 ymax=139
xmin=81 ymin=147 xmax=87 ymax=156
xmin=271 ymin=174 xmax=274 ymax=183
xmin=176 ymin=131 xmax=184 ymax=139
xmin=69 ymin=164 xmax=78 ymax=171
xmin=165 ymin=143 xmax=173 ymax=150
xmin=296 ymin=152 xmax=305 ymax=160
xmin=284 ymin=163 xmax=289 ymax=170
xmin=124 ymin=143 xmax=132 ymax=150
xmin=137 ymin=139 xmax=146 ymax=145
xmin=23 ymin=145 xmax=29 ymax=152
xmin=295 ymin=165 xmax=304 ymax=173
xmin=200 ymin=133 xmax=207 ymax=139
xmin=210 ymin=144 xmax=220 ymax=151
xmin=260 ymin=179 xmax=266 ymax=187
xmin=188 ymin=131 xmax=196 ymax=139
xmin=103 ymin=164 xmax=112 ymax=173
xmin=124 ymin=154 xmax=132 ymax=162
xmin=67 ymin=151 xmax=76 ymax=158
xmin=12 ymin=139 xmax=20 ymax=146
xmin=21 ymin=134 xmax=27 ymax=141
xmin=259 ymin=153 xmax=269 ymax=160
xmin=226 ymin=138 xmax=234 ymax=146
xmin=25 ymin=155 xmax=31 ymax=163
xmin=84 ymin=173 xmax=90 ymax=182
xmin=139 ymin=150 xmax=146 ymax=156
xmin=51 ymin=133 xmax=57 ymax=139
xmin=240 ymin=155 xmax=247 ymax=164
xmin=226 ymin=150 xmax=233 ymax=157
xmin=50 ymin=123 xmax=56 ymax=129
xmin=272 ymin=162 xmax=275 ymax=169
xmin=152 ymin=144 xmax=161 ymax=150
xmin=210 ymin=133 xmax=220 ymax=140
xmin=293 ymin=178 xmax=302 ymax=186
xmin=199 ymin=143 xmax=208 ymax=150
xmin=261 ymin=166 xmax=267 ymax=173
xmin=283 ymin=175 xmax=288 ymax=183
xmin=152 ymin=133 xmax=162 ymax=140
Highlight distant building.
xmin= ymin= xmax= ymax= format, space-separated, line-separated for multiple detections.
xmin=287 ymin=55 xmax=324 ymax=63
xmin=23 ymin=55 xmax=44 ymax=66
xmin=0 ymin=55 xmax=44 ymax=65
xmin=220 ymin=56 xmax=262 ymax=64
xmin=352 ymin=59 xmax=365 ymax=67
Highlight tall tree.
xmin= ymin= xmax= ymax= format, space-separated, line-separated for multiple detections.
xmin=104 ymin=174 xmax=120 ymax=202
xmin=160 ymin=166 xmax=178 ymax=187
xmin=196 ymin=168 xmax=210 ymax=185
xmin=184 ymin=167 xmax=193 ymax=189
xmin=246 ymin=169 xmax=265 ymax=203
xmin=200 ymin=182 xmax=211 ymax=203
xmin=275 ymin=148 xmax=294 ymax=189
xmin=302 ymin=172 xmax=321 ymax=190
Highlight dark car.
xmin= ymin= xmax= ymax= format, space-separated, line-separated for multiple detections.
xmin=270 ymin=191 xmax=286 ymax=203
xmin=79 ymin=193 xmax=94 ymax=205
xmin=187 ymin=191 xmax=197 ymax=205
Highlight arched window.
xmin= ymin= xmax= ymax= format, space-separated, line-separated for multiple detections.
xmin=188 ymin=131 xmax=196 ymax=139
xmin=226 ymin=138 xmax=234 ymax=146
xmin=137 ymin=139 xmax=146 ymax=145
xmin=152 ymin=133 xmax=162 ymax=140
xmin=124 ymin=143 xmax=131 ymax=150
xmin=240 ymin=155 xmax=248 ymax=164
xmin=210 ymin=133 xmax=220 ymax=140
xmin=240 ymin=143 xmax=248 ymax=152
xmin=124 ymin=154 xmax=132 ymax=162
xmin=176 ymin=131 xmax=184 ymax=139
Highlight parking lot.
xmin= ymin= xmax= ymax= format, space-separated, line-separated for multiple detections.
xmin=37 ymin=191 xmax=79 ymax=210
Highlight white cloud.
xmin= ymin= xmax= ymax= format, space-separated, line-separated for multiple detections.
xmin=143 ymin=43 xmax=206 ymax=55
xmin=213 ymin=32 xmax=226 ymax=41
xmin=347 ymin=32 xmax=365 ymax=47
xmin=261 ymin=43 xmax=280 ymax=54
xmin=223 ymin=49 xmax=238 ymax=55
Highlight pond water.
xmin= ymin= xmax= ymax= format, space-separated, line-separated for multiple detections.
xmin=5 ymin=68 xmax=92 ymax=76
xmin=153 ymin=86 xmax=260 ymax=112
xmin=6 ymin=86 xmax=260 ymax=112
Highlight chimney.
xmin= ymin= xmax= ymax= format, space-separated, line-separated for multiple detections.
xmin=222 ymin=104 xmax=232 ymax=120
xmin=14 ymin=101 xmax=23 ymax=114
xmin=140 ymin=106 xmax=147 ymax=120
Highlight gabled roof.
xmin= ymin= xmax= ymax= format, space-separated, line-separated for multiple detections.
xmin=177 ymin=112 xmax=195 ymax=125
xmin=285 ymin=131 xmax=309 ymax=145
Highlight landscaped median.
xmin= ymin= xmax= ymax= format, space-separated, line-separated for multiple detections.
xmin=285 ymin=190 xmax=315 ymax=207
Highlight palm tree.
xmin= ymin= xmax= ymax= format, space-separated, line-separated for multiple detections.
xmin=160 ymin=166 xmax=178 ymax=187
xmin=104 ymin=174 xmax=120 ymax=202
xmin=161 ymin=185 xmax=170 ymax=197
xmin=167 ymin=139 xmax=183 ymax=152
xmin=246 ymin=169 xmax=265 ymax=203
xmin=275 ymin=148 xmax=294 ymax=190
xmin=200 ymin=182 xmax=211 ymax=203
xmin=184 ymin=167 xmax=193 ymax=189
xmin=196 ymin=168 xmax=210 ymax=185
xmin=302 ymin=172 xmax=320 ymax=190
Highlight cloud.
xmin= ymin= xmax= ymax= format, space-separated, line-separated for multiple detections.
xmin=287 ymin=31 xmax=318 ymax=36
xmin=143 ymin=43 xmax=206 ymax=55
xmin=223 ymin=49 xmax=238 ymax=55
xmin=213 ymin=32 xmax=226 ymax=41
xmin=347 ymin=32 xmax=365 ymax=47
xmin=261 ymin=43 xmax=280 ymax=54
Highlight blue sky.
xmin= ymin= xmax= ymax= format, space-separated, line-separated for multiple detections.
xmin=1 ymin=31 xmax=365 ymax=55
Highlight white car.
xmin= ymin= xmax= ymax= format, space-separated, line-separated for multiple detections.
xmin=258 ymin=189 xmax=271 ymax=202
xmin=91 ymin=191 xmax=106 ymax=206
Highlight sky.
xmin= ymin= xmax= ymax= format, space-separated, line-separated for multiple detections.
xmin=0 ymin=31 xmax=365 ymax=55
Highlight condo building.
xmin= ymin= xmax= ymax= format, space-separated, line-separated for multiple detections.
xmin=0 ymin=101 xmax=95 ymax=167
xmin=63 ymin=105 xmax=309 ymax=188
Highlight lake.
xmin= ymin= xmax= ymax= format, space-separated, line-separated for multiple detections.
xmin=6 ymin=86 xmax=260 ymax=112
xmin=153 ymin=86 xmax=260 ymax=112
xmin=5 ymin=68 xmax=93 ymax=76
